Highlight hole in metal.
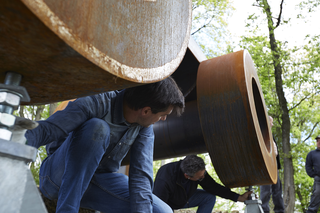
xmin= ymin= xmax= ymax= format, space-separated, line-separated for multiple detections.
xmin=252 ymin=77 xmax=270 ymax=152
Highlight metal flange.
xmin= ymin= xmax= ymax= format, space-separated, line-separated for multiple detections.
xmin=0 ymin=138 xmax=37 ymax=162
xmin=196 ymin=50 xmax=277 ymax=188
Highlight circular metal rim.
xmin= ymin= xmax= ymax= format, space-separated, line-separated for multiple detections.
xmin=196 ymin=50 xmax=277 ymax=188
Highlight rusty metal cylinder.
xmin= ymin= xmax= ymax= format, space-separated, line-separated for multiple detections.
xmin=0 ymin=0 xmax=192 ymax=104
xmin=196 ymin=50 xmax=277 ymax=188
xmin=153 ymin=100 xmax=206 ymax=161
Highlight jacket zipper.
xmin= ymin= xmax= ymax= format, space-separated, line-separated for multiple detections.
xmin=176 ymin=181 xmax=189 ymax=208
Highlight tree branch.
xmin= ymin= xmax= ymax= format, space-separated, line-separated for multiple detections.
xmin=289 ymin=90 xmax=320 ymax=111
xmin=303 ymin=122 xmax=319 ymax=143
xmin=275 ymin=0 xmax=284 ymax=28
xmin=191 ymin=14 xmax=216 ymax=35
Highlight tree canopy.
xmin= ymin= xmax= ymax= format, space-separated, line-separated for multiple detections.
xmin=232 ymin=1 xmax=320 ymax=212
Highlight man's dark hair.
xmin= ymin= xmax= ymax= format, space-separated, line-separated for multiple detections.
xmin=180 ymin=155 xmax=205 ymax=177
xmin=124 ymin=76 xmax=185 ymax=116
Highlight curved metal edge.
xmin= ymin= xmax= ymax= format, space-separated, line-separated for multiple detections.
xmin=243 ymin=50 xmax=277 ymax=184
xmin=21 ymin=0 xmax=192 ymax=83
xmin=196 ymin=50 xmax=277 ymax=187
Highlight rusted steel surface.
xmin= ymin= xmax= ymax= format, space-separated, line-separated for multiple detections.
xmin=196 ymin=50 xmax=277 ymax=188
xmin=152 ymin=100 xmax=206 ymax=161
xmin=0 ymin=0 xmax=191 ymax=104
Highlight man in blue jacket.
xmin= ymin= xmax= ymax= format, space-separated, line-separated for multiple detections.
xmin=306 ymin=135 xmax=320 ymax=213
xmin=26 ymin=76 xmax=184 ymax=213
xmin=153 ymin=155 xmax=252 ymax=213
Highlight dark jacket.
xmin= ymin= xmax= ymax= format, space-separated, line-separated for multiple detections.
xmin=153 ymin=160 xmax=239 ymax=210
xmin=306 ymin=148 xmax=320 ymax=178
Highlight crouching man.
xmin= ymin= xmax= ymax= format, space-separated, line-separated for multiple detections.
xmin=26 ymin=76 xmax=184 ymax=213
xmin=153 ymin=155 xmax=252 ymax=213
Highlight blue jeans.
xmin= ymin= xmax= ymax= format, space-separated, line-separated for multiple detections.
xmin=307 ymin=176 xmax=320 ymax=213
xmin=260 ymin=171 xmax=285 ymax=213
xmin=39 ymin=118 xmax=171 ymax=213
xmin=182 ymin=189 xmax=216 ymax=213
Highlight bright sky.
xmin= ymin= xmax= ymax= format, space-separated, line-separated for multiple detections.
xmin=228 ymin=0 xmax=320 ymax=50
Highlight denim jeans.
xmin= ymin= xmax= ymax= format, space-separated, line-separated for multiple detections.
xmin=39 ymin=118 xmax=171 ymax=213
xmin=182 ymin=189 xmax=216 ymax=213
xmin=307 ymin=176 xmax=320 ymax=213
xmin=260 ymin=171 xmax=285 ymax=213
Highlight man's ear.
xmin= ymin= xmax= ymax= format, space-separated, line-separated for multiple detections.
xmin=141 ymin=107 xmax=152 ymax=116
xmin=184 ymin=173 xmax=190 ymax=180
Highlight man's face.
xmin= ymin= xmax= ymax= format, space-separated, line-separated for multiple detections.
xmin=317 ymin=139 xmax=320 ymax=149
xmin=138 ymin=106 xmax=173 ymax=128
xmin=187 ymin=169 xmax=206 ymax=182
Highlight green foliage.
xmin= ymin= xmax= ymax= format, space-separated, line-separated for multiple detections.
xmin=29 ymin=146 xmax=48 ymax=185
xmin=298 ymin=0 xmax=320 ymax=14
xmin=16 ymin=105 xmax=51 ymax=185
xmin=237 ymin=2 xmax=320 ymax=210
xmin=192 ymin=0 xmax=234 ymax=58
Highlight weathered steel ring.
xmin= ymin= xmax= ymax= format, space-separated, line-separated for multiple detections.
xmin=196 ymin=50 xmax=277 ymax=188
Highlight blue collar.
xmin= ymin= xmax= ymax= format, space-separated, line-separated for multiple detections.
xmin=112 ymin=90 xmax=139 ymax=127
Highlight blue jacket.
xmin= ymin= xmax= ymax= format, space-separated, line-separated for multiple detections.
xmin=26 ymin=90 xmax=155 ymax=213
xmin=306 ymin=148 xmax=320 ymax=178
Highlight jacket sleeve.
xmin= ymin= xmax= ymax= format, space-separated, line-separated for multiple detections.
xmin=128 ymin=126 xmax=155 ymax=213
xmin=25 ymin=93 xmax=113 ymax=148
xmin=306 ymin=152 xmax=316 ymax=177
xmin=200 ymin=173 xmax=239 ymax=202
xmin=153 ymin=171 xmax=171 ymax=204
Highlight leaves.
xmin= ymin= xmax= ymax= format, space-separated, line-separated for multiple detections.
xmin=191 ymin=0 xmax=234 ymax=58
xmin=238 ymin=1 xmax=320 ymax=212
xmin=16 ymin=104 xmax=56 ymax=185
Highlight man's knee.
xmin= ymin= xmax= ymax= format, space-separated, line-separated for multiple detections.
xmin=76 ymin=118 xmax=110 ymax=147
xmin=204 ymin=193 xmax=216 ymax=205
xmin=83 ymin=118 xmax=110 ymax=135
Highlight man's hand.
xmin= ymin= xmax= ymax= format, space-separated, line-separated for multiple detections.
xmin=237 ymin=191 xmax=253 ymax=202
xmin=273 ymin=141 xmax=278 ymax=156
xmin=10 ymin=116 xmax=38 ymax=144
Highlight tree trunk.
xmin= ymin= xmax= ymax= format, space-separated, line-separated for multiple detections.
xmin=19 ymin=105 xmax=25 ymax=118
xmin=261 ymin=0 xmax=295 ymax=212
xmin=35 ymin=105 xmax=45 ymax=121
xmin=296 ymin=186 xmax=307 ymax=213
xmin=49 ymin=103 xmax=58 ymax=116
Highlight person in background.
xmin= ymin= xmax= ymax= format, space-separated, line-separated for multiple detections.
xmin=305 ymin=135 xmax=320 ymax=213
xmin=153 ymin=155 xmax=252 ymax=213
xmin=26 ymin=76 xmax=185 ymax=213
xmin=260 ymin=116 xmax=285 ymax=213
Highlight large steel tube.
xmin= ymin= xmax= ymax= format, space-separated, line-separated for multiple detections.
xmin=197 ymin=50 xmax=277 ymax=188
xmin=0 ymin=0 xmax=191 ymax=104
xmin=153 ymin=100 xmax=206 ymax=161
